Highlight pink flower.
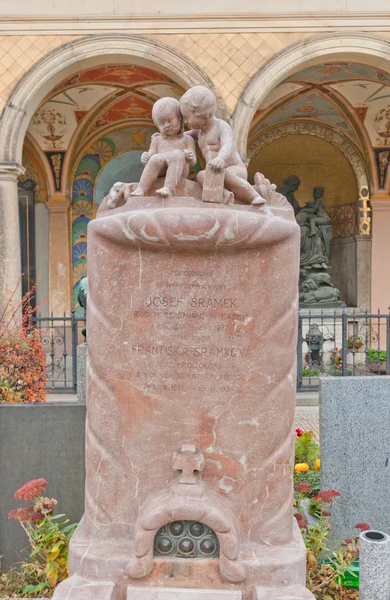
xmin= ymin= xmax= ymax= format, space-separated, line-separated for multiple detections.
xmin=295 ymin=427 xmax=304 ymax=437
xmin=14 ymin=478 xmax=47 ymax=502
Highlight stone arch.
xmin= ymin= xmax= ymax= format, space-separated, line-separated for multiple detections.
xmin=247 ymin=120 xmax=369 ymax=191
xmin=0 ymin=34 xmax=228 ymax=167
xmin=233 ymin=32 xmax=390 ymax=157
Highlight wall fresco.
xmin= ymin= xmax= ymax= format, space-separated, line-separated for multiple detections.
xmin=71 ymin=125 xmax=156 ymax=315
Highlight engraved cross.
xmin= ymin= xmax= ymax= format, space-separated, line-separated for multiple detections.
xmin=172 ymin=444 xmax=205 ymax=484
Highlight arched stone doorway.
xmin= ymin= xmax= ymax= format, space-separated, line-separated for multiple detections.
xmin=0 ymin=34 xmax=226 ymax=313
xmin=234 ymin=32 xmax=390 ymax=311
xmin=248 ymin=126 xmax=369 ymax=308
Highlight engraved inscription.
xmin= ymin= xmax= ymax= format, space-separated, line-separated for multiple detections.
xmin=131 ymin=271 xmax=252 ymax=395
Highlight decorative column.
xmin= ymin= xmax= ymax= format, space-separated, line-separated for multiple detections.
xmin=0 ymin=163 xmax=24 ymax=313
xmin=46 ymin=197 xmax=71 ymax=316
xmin=371 ymin=194 xmax=390 ymax=312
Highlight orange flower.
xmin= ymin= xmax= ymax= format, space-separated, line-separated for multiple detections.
xmin=294 ymin=463 xmax=309 ymax=473
xmin=315 ymin=459 xmax=321 ymax=471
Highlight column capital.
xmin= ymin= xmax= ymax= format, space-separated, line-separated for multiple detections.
xmin=0 ymin=162 xmax=25 ymax=181
xmin=370 ymin=197 xmax=390 ymax=213
xmin=46 ymin=198 xmax=69 ymax=214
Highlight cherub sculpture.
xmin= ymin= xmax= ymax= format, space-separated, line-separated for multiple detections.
xmin=131 ymin=97 xmax=196 ymax=198
xmin=108 ymin=97 xmax=196 ymax=207
xmin=179 ymin=86 xmax=265 ymax=206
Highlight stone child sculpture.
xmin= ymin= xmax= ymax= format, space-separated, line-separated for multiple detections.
xmin=296 ymin=185 xmax=330 ymax=240
xmin=276 ymin=175 xmax=301 ymax=215
xmin=179 ymin=86 xmax=265 ymax=206
xmin=130 ymin=97 xmax=197 ymax=198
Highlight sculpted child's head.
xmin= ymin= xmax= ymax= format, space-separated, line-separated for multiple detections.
xmin=152 ymin=97 xmax=183 ymax=137
xmin=179 ymin=86 xmax=217 ymax=129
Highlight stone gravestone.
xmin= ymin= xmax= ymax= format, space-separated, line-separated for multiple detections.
xmin=53 ymin=90 xmax=313 ymax=600
xmin=320 ymin=376 xmax=390 ymax=544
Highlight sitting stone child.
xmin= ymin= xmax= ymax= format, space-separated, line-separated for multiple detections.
xmin=130 ymin=96 xmax=197 ymax=198
xmin=179 ymin=86 xmax=265 ymax=206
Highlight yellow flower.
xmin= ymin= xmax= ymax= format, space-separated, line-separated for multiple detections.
xmin=315 ymin=459 xmax=321 ymax=471
xmin=294 ymin=463 xmax=309 ymax=473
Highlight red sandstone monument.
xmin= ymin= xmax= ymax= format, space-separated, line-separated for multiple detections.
xmin=53 ymin=89 xmax=314 ymax=600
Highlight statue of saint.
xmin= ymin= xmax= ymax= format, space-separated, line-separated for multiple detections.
xmin=296 ymin=185 xmax=342 ymax=306
xmin=276 ymin=175 xmax=301 ymax=215
xmin=297 ymin=185 xmax=332 ymax=271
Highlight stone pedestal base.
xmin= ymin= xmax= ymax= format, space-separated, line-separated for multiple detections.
xmin=53 ymin=519 xmax=308 ymax=600
xmin=127 ymin=587 xmax=242 ymax=600
xmin=256 ymin=584 xmax=314 ymax=599
xmin=52 ymin=574 xmax=116 ymax=600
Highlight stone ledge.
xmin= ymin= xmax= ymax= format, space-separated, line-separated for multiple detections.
xmin=256 ymin=584 xmax=315 ymax=599
xmin=127 ymin=588 xmax=242 ymax=600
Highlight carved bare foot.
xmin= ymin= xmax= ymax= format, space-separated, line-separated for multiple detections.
xmin=107 ymin=182 xmax=125 ymax=209
xmin=251 ymin=194 xmax=266 ymax=206
xmin=156 ymin=186 xmax=172 ymax=198
xmin=222 ymin=190 xmax=234 ymax=206
xmin=130 ymin=187 xmax=145 ymax=197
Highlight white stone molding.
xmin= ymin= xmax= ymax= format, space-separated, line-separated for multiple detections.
xmin=0 ymin=13 xmax=390 ymax=34
xmin=0 ymin=34 xmax=228 ymax=166
xmin=233 ymin=32 xmax=390 ymax=157
xmin=0 ymin=163 xmax=25 ymax=180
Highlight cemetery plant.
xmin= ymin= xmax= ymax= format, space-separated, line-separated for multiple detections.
xmin=0 ymin=479 xmax=76 ymax=598
xmin=346 ymin=336 xmax=363 ymax=350
xmin=0 ymin=280 xmax=47 ymax=403
xmin=302 ymin=366 xmax=321 ymax=378
xmin=294 ymin=428 xmax=363 ymax=599
xmin=367 ymin=348 xmax=386 ymax=362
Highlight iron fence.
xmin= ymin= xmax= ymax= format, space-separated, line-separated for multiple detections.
xmin=33 ymin=309 xmax=390 ymax=393
xmin=32 ymin=312 xmax=85 ymax=392
xmin=297 ymin=309 xmax=390 ymax=391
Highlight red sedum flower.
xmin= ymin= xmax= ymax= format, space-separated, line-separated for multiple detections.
xmin=294 ymin=512 xmax=308 ymax=530
xmin=317 ymin=490 xmax=341 ymax=504
xmin=295 ymin=482 xmax=312 ymax=494
xmin=8 ymin=506 xmax=34 ymax=522
xmin=14 ymin=478 xmax=47 ymax=502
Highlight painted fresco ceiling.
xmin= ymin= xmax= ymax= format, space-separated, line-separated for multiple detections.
xmin=251 ymin=91 xmax=354 ymax=139
xmin=286 ymin=62 xmax=390 ymax=85
xmin=27 ymin=65 xmax=182 ymax=152
xmin=252 ymin=62 xmax=390 ymax=149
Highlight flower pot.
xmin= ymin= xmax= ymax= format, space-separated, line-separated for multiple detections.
xmin=368 ymin=360 xmax=387 ymax=374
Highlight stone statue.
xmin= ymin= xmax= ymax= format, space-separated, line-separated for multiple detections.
xmin=298 ymin=185 xmax=332 ymax=271
xmin=297 ymin=186 xmax=342 ymax=306
xmin=77 ymin=276 xmax=88 ymax=338
xmin=108 ymin=98 xmax=197 ymax=207
xmin=276 ymin=174 xmax=301 ymax=215
xmin=179 ymin=86 xmax=265 ymax=206
xmin=131 ymin=97 xmax=197 ymax=198
xmin=105 ymin=87 xmax=272 ymax=210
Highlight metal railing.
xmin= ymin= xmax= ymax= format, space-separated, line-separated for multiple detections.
xmin=33 ymin=309 xmax=390 ymax=393
xmin=32 ymin=312 xmax=85 ymax=392
xmin=297 ymin=309 xmax=390 ymax=391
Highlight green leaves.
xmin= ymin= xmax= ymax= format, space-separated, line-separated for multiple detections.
xmin=2 ymin=479 xmax=78 ymax=597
